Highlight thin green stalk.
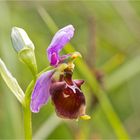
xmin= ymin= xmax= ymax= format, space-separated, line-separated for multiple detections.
xmin=23 ymin=100 xmax=32 ymax=140
xmin=23 ymin=80 xmax=35 ymax=140
xmin=23 ymin=76 xmax=36 ymax=140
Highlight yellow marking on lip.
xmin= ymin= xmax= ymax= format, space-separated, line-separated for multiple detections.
xmin=80 ymin=114 xmax=91 ymax=120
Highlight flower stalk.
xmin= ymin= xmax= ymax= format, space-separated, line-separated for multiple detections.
xmin=23 ymin=100 xmax=32 ymax=140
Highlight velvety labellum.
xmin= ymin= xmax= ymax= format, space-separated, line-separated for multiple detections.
xmin=50 ymin=70 xmax=86 ymax=119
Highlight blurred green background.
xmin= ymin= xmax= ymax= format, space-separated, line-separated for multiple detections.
xmin=0 ymin=1 xmax=140 ymax=139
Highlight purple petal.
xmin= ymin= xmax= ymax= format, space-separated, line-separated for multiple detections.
xmin=50 ymin=52 xmax=59 ymax=66
xmin=47 ymin=25 xmax=75 ymax=66
xmin=30 ymin=70 xmax=54 ymax=113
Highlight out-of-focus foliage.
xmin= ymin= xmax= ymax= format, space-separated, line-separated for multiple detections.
xmin=0 ymin=1 xmax=140 ymax=139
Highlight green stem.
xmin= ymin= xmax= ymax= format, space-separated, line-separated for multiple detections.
xmin=23 ymin=79 xmax=36 ymax=140
xmin=23 ymin=80 xmax=35 ymax=140
xmin=23 ymin=99 xmax=32 ymax=140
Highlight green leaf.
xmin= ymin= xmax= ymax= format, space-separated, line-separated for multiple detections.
xmin=0 ymin=58 xmax=25 ymax=104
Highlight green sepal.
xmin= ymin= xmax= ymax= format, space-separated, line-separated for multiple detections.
xmin=18 ymin=47 xmax=38 ymax=77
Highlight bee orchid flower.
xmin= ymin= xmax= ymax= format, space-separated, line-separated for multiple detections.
xmin=30 ymin=25 xmax=90 ymax=120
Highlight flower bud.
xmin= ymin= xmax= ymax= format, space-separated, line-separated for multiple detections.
xmin=11 ymin=27 xmax=37 ymax=76
xmin=11 ymin=27 xmax=34 ymax=52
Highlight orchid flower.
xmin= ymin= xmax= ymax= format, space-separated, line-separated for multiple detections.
xmin=30 ymin=25 xmax=90 ymax=120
